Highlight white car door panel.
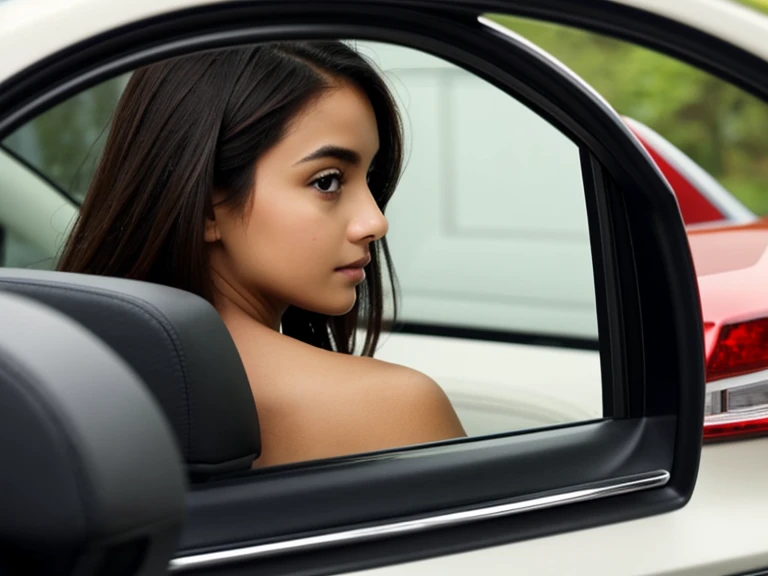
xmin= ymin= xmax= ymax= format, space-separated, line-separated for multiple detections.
xmin=375 ymin=333 xmax=602 ymax=434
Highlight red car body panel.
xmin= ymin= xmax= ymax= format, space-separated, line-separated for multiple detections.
xmin=632 ymin=131 xmax=727 ymax=225
xmin=625 ymin=117 xmax=768 ymax=369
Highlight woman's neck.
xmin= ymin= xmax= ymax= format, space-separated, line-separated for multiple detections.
xmin=210 ymin=269 xmax=285 ymax=331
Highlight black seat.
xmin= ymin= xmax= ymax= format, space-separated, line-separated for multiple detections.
xmin=0 ymin=268 xmax=261 ymax=482
xmin=0 ymin=291 xmax=185 ymax=575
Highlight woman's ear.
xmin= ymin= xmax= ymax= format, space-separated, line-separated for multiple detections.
xmin=204 ymin=216 xmax=221 ymax=243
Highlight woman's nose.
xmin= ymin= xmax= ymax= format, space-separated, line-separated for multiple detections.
xmin=348 ymin=190 xmax=389 ymax=243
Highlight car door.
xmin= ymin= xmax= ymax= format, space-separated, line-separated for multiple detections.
xmin=1 ymin=1 xmax=766 ymax=575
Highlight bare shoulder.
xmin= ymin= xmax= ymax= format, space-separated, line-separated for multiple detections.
xmin=280 ymin=344 xmax=467 ymax=456
xmin=336 ymin=355 xmax=468 ymax=446
xmin=228 ymin=324 xmax=466 ymax=465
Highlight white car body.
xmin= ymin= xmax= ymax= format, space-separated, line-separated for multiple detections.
xmin=1 ymin=0 xmax=768 ymax=574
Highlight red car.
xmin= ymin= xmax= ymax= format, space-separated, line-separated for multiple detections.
xmin=626 ymin=117 xmax=768 ymax=440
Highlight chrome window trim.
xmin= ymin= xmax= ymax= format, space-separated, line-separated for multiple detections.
xmin=477 ymin=16 xmax=618 ymax=114
xmin=170 ymin=469 xmax=670 ymax=572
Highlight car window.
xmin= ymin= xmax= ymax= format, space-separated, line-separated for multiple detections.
xmin=0 ymin=41 xmax=604 ymax=443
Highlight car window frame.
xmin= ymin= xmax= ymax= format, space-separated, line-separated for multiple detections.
xmin=0 ymin=2 xmax=707 ymax=575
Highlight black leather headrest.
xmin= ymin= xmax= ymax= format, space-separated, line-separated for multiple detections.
xmin=0 ymin=269 xmax=260 ymax=481
xmin=0 ymin=291 xmax=185 ymax=575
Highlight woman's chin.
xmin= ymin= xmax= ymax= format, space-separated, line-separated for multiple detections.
xmin=305 ymin=291 xmax=358 ymax=317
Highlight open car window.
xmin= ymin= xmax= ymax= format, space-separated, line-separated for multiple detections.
xmin=0 ymin=41 xmax=604 ymax=438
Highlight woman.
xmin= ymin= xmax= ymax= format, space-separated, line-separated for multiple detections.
xmin=58 ymin=41 xmax=466 ymax=466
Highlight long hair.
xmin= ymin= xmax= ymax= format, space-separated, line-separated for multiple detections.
xmin=57 ymin=41 xmax=403 ymax=356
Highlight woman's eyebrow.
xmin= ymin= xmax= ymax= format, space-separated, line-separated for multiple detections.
xmin=295 ymin=145 xmax=360 ymax=165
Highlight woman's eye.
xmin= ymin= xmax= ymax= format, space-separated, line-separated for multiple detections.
xmin=312 ymin=173 xmax=342 ymax=194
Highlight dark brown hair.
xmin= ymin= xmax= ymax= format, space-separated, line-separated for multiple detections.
xmin=57 ymin=41 xmax=403 ymax=355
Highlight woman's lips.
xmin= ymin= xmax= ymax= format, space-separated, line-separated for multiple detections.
xmin=335 ymin=253 xmax=371 ymax=282
xmin=336 ymin=267 xmax=366 ymax=281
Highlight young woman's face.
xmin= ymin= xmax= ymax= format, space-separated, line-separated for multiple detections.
xmin=207 ymin=81 xmax=387 ymax=321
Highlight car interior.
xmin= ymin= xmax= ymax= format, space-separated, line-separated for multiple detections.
xmin=0 ymin=266 xmax=281 ymax=574
xmin=0 ymin=268 xmax=262 ymax=482
xmin=0 ymin=39 xmax=606 ymax=439
xmin=0 ymin=287 xmax=186 ymax=575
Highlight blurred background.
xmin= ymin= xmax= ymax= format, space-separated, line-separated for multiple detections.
xmin=493 ymin=5 xmax=768 ymax=216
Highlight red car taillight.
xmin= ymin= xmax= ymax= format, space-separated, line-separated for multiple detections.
xmin=704 ymin=317 xmax=768 ymax=440
xmin=707 ymin=318 xmax=768 ymax=381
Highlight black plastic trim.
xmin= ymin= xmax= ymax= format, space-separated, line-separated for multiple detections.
xmin=182 ymin=480 xmax=688 ymax=576
xmin=179 ymin=417 xmax=674 ymax=552
xmin=173 ymin=469 xmax=669 ymax=572
xmin=580 ymin=151 xmax=620 ymax=418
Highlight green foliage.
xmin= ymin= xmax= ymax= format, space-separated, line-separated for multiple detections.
xmin=4 ymin=75 xmax=127 ymax=202
xmin=491 ymin=15 xmax=768 ymax=215
xmin=734 ymin=0 xmax=768 ymax=15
